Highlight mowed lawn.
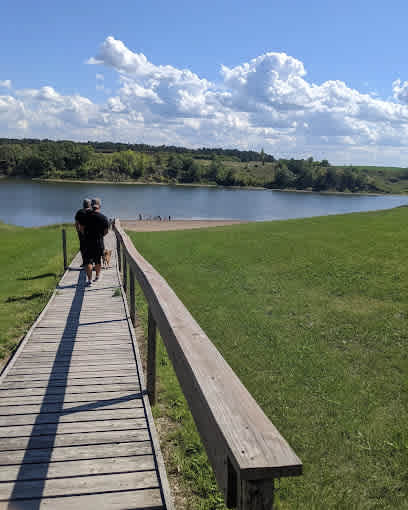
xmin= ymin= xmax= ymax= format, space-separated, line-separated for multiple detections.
xmin=0 ymin=222 xmax=78 ymax=361
xmin=128 ymin=208 xmax=408 ymax=510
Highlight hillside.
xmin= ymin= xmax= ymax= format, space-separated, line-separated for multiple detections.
xmin=1 ymin=137 xmax=404 ymax=193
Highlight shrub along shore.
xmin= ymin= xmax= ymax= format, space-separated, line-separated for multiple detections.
xmin=128 ymin=208 xmax=408 ymax=509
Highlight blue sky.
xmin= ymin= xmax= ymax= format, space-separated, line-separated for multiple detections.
xmin=1 ymin=0 xmax=408 ymax=165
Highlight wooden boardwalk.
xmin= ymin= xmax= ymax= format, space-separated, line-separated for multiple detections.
xmin=0 ymin=233 xmax=172 ymax=509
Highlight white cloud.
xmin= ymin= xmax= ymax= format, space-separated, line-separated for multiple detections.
xmin=3 ymin=36 xmax=408 ymax=165
xmin=392 ymin=79 xmax=408 ymax=104
xmin=0 ymin=80 xmax=12 ymax=89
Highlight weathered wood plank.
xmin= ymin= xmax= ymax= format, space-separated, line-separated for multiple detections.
xmin=0 ymin=399 xmax=143 ymax=415
xmin=0 ymin=390 xmax=143 ymax=406
xmin=8 ymin=366 xmax=137 ymax=377
xmin=0 ymin=454 xmax=156 ymax=482
xmin=0 ymin=488 xmax=163 ymax=510
xmin=0 ymin=440 xmax=153 ymax=466
xmin=0 ymin=470 xmax=159 ymax=499
xmin=0 ymin=382 xmax=141 ymax=397
xmin=0 ymin=418 xmax=147 ymax=437
xmin=15 ymin=360 xmax=133 ymax=368
xmin=0 ymin=428 xmax=150 ymax=451
xmin=2 ymin=375 xmax=138 ymax=387
xmin=0 ymin=407 xmax=145 ymax=426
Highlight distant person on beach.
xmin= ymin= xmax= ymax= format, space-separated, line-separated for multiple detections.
xmin=81 ymin=197 xmax=109 ymax=285
xmin=74 ymin=199 xmax=92 ymax=266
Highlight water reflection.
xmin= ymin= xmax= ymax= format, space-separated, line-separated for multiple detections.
xmin=1 ymin=178 xmax=407 ymax=227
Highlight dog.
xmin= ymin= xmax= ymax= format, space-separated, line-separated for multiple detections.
xmin=102 ymin=249 xmax=112 ymax=269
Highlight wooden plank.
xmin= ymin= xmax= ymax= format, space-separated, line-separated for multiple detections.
xmin=21 ymin=346 xmax=132 ymax=354
xmin=3 ymin=375 xmax=138 ymax=385
xmin=0 ymin=390 xmax=143 ymax=406
xmin=0 ymin=382 xmax=140 ymax=397
xmin=0 ymin=428 xmax=150 ymax=451
xmin=0 ymin=399 xmax=143 ymax=415
xmin=0 ymin=470 xmax=159 ymax=500
xmin=0 ymin=454 xmax=156 ymax=482
xmin=17 ymin=353 xmax=133 ymax=361
xmin=0 ymin=418 xmax=147 ymax=437
xmin=26 ymin=338 xmax=132 ymax=345
xmin=8 ymin=366 xmax=137 ymax=376
xmin=14 ymin=358 xmax=133 ymax=366
xmin=0 ymin=440 xmax=152 ymax=466
xmin=0 ymin=407 xmax=145 ymax=426
xmin=0 ymin=488 xmax=163 ymax=510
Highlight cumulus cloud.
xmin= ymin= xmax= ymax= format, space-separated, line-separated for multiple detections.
xmin=0 ymin=80 xmax=12 ymax=89
xmin=3 ymin=36 xmax=408 ymax=164
xmin=392 ymin=79 xmax=408 ymax=104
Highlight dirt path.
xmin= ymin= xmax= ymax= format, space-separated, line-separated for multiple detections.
xmin=121 ymin=219 xmax=249 ymax=231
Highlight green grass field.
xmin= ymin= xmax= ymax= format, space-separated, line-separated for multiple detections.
xmin=128 ymin=208 xmax=408 ymax=509
xmin=0 ymin=222 xmax=78 ymax=360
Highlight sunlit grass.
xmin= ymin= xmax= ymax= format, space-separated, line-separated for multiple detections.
xmin=128 ymin=207 xmax=408 ymax=509
xmin=0 ymin=222 xmax=78 ymax=360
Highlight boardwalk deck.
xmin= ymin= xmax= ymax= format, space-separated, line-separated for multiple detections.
xmin=0 ymin=233 xmax=172 ymax=510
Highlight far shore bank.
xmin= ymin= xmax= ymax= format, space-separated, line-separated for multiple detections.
xmin=28 ymin=177 xmax=389 ymax=196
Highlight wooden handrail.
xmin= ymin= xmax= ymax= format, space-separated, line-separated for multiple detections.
xmin=113 ymin=219 xmax=302 ymax=509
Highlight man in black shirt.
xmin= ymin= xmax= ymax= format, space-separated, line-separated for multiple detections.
xmin=82 ymin=197 xmax=109 ymax=285
xmin=74 ymin=199 xmax=92 ymax=266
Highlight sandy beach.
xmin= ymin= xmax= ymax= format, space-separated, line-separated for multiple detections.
xmin=120 ymin=219 xmax=249 ymax=231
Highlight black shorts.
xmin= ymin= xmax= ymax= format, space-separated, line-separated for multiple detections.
xmin=83 ymin=243 xmax=104 ymax=266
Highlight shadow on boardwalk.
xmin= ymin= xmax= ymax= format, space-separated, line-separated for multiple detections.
xmin=9 ymin=270 xmax=87 ymax=508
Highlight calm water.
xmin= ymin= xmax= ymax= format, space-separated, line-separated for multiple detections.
xmin=1 ymin=178 xmax=408 ymax=227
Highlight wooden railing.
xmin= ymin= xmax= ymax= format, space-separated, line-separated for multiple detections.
xmin=113 ymin=219 xmax=302 ymax=510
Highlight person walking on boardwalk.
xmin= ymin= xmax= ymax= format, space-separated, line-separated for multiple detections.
xmin=81 ymin=197 xmax=109 ymax=285
xmin=74 ymin=198 xmax=92 ymax=266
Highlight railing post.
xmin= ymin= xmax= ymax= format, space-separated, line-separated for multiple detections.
xmin=123 ymin=254 xmax=128 ymax=294
xmin=129 ymin=267 xmax=136 ymax=327
xmin=240 ymin=479 xmax=275 ymax=510
xmin=62 ymin=229 xmax=67 ymax=271
xmin=117 ymin=238 xmax=122 ymax=272
xmin=147 ymin=307 xmax=157 ymax=405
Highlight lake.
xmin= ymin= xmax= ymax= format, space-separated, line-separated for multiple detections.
xmin=1 ymin=178 xmax=408 ymax=227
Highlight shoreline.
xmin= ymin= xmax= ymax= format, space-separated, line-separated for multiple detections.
xmin=28 ymin=177 xmax=391 ymax=196
xmin=120 ymin=219 xmax=250 ymax=231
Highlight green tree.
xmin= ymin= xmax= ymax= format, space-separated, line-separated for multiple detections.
xmin=206 ymin=157 xmax=224 ymax=181
xmin=274 ymin=163 xmax=296 ymax=188
xmin=179 ymin=158 xmax=201 ymax=183
xmin=216 ymin=168 xmax=236 ymax=186
xmin=135 ymin=153 xmax=145 ymax=178
xmin=165 ymin=155 xmax=183 ymax=179
xmin=112 ymin=150 xmax=138 ymax=176
xmin=260 ymin=148 xmax=265 ymax=166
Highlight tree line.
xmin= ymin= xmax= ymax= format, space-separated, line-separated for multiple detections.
xmin=0 ymin=138 xmax=380 ymax=193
